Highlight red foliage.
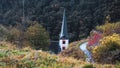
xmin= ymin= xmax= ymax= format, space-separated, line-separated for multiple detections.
xmin=88 ymin=32 xmax=102 ymax=46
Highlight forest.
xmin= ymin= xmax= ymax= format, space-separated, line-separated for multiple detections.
xmin=0 ymin=0 xmax=120 ymax=41
xmin=0 ymin=0 xmax=120 ymax=68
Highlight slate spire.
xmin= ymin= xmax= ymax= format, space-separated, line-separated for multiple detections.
xmin=60 ymin=9 xmax=68 ymax=39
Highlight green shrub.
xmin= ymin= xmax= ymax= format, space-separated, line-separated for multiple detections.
xmin=26 ymin=23 xmax=50 ymax=50
xmin=82 ymin=64 xmax=94 ymax=68
xmin=115 ymin=62 xmax=120 ymax=68
xmin=0 ymin=52 xmax=6 ymax=58
xmin=0 ymin=50 xmax=9 ymax=58
xmin=7 ymin=27 xmax=21 ymax=42
xmin=0 ymin=25 xmax=9 ymax=41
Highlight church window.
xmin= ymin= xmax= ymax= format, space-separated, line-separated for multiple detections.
xmin=62 ymin=40 xmax=66 ymax=44
xmin=62 ymin=47 xmax=65 ymax=50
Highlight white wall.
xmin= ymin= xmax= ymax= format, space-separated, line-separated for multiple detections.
xmin=59 ymin=39 xmax=69 ymax=51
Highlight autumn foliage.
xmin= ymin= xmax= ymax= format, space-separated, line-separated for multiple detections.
xmin=91 ymin=22 xmax=120 ymax=63
xmin=96 ymin=22 xmax=120 ymax=36
xmin=92 ymin=33 xmax=120 ymax=63
xmin=87 ymin=30 xmax=102 ymax=46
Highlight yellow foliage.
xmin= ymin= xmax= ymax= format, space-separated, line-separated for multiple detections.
xmin=99 ymin=33 xmax=120 ymax=46
xmin=0 ymin=42 xmax=16 ymax=50
xmin=96 ymin=22 xmax=120 ymax=36
xmin=92 ymin=33 xmax=120 ymax=63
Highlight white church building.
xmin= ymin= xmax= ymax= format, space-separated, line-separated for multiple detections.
xmin=50 ymin=9 xmax=69 ymax=53
xmin=59 ymin=9 xmax=69 ymax=51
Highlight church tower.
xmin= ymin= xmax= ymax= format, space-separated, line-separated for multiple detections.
xmin=59 ymin=9 xmax=69 ymax=51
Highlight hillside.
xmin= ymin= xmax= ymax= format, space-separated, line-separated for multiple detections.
xmin=0 ymin=42 xmax=117 ymax=68
xmin=0 ymin=0 xmax=120 ymax=41
xmin=0 ymin=22 xmax=120 ymax=67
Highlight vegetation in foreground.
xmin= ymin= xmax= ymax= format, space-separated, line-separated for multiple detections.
xmin=0 ymin=42 xmax=117 ymax=68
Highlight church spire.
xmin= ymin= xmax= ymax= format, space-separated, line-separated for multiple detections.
xmin=60 ymin=9 xmax=68 ymax=39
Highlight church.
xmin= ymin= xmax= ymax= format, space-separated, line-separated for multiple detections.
xmin=59 ymin=9 xmax=69 ymax=51
xmin=50 ymin=9 xmax=69 ymax=53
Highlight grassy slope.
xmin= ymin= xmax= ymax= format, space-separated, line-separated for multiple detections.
xmin=0 ymin=42 xmax=116 ymax=68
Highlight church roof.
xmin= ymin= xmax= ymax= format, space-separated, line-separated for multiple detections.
xmin=60 ymin=9 xmax=68 ymax=39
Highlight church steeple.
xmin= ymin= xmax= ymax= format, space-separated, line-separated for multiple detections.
xmin=60 ymin=9 xmax=68 ymax=39
xmin=59 ymin=9 xmax=69 ymax=51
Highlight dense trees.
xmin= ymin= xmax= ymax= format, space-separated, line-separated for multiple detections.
xmin=26 ymin=23 xmax=50 ymax=50
xmin=0 ymin=0 xmax=120 ymax=41
xmin=0 ymin=23 xmax=50 ymax=50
